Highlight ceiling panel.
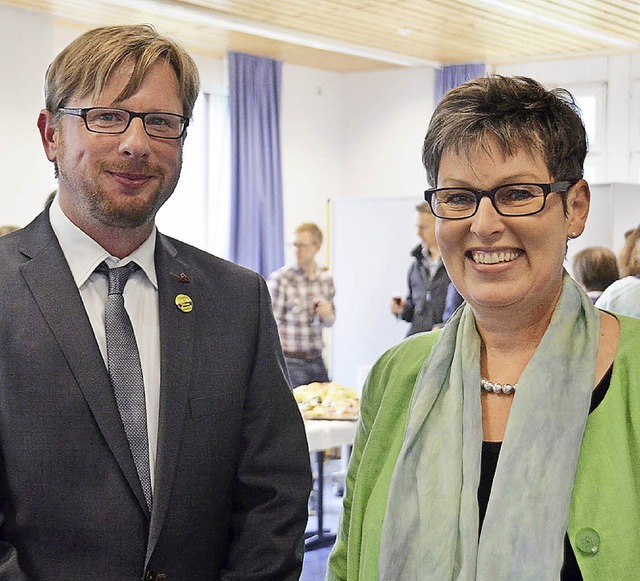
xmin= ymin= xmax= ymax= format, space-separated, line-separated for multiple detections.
xmin=3 ymin=0 xmax=640 ymax=71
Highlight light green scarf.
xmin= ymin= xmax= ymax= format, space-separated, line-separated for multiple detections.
xmin=379 ymin=273 xmax=600 ymax=580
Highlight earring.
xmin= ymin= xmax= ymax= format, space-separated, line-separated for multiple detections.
xmin=568 ymin=232 xmax=577 ymax=239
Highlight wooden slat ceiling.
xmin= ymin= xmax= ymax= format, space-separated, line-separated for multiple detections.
xmin=3 ymin=0 xmax=640 ymax=72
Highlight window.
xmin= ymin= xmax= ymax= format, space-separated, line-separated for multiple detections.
xmin=157 ymin=92 xmax=230 ymax=256
xmin=563 ymin=82 xmax=606 ymax=183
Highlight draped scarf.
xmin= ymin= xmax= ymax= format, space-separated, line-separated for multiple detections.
xmin=379 ymin=273 xmax=600 ymax=580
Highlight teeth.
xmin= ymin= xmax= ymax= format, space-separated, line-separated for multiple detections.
xmin=471 ymin=251 xmax=521 ymax=264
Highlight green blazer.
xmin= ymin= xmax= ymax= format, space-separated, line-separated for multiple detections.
xmin=327 ymin=314 xmax=640 ymax=580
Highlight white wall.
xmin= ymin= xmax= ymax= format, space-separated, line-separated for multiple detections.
xmin=1 ymin=6 xmax=55 ymax=225
xmin=329 ymin=197 xmax=420 ymax=386
xmin=343 ymin=67 xmax=435 ymax=199
xmin=280 ymin=64 xmax=436 ymax=266
xmin=280 ymin=64 xmax=345 ymax=266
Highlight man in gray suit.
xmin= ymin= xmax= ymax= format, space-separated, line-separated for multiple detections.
xmin=0 ymin=24 xmax=311 ymax=580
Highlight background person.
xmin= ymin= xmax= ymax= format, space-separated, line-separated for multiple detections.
xmin=328 ymin=75 xmax=640 ymax=580
xmin=595 ymin=224 xmax=640 ymax=317
xmin=572 ymin=246 xmax=620 ymax=303
xmin=0 ymin=225 xmax=20 ymax=236
xmin=268 ymin=222 xmax=335 ymax=388
xmin=442 ymin=281 xmax=465 ymax=322
xmin=0 ymin=24 xmax=310 ymax=579
xmin=390 ymin=202 xmax=451 ymax=335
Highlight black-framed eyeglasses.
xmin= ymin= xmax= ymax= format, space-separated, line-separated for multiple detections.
xmin=424 ymin=181 xmax=573 ymax=220
xmin=59 ymin=107 xmax=189 ymax=139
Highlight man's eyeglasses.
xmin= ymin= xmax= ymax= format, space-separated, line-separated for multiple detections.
xmin=59 ymin=107 xmax=189 ymax=139
xmin=424 ymin=181 xmax=573 ymax=220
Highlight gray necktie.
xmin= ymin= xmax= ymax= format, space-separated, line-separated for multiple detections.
xmin=96 ymin=261 xmax=152 ymax=510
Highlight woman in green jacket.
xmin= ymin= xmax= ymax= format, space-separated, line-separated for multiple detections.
xmin=327 ymin=75 xmax=640 ymax=581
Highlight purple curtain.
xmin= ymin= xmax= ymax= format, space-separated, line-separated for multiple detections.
xmin=228 ymin=52 xmax=284 ymax=277
xmin=435 ymin=63 xmax=485 ymax=102
xmin=435 ymin=63 xmax=485 ymax=320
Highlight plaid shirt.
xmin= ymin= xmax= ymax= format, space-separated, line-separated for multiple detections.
xmin=267 ymin=264 xmax=335 ymax=353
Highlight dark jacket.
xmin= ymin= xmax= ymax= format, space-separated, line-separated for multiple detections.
xmin=400 ymin=244 xmax=451 ymax=336
xmin=0 ymin=210 xmax=311 ymax=580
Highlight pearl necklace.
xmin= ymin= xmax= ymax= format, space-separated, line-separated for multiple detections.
xmin=481 ymin=377 xmax=517 ymax=394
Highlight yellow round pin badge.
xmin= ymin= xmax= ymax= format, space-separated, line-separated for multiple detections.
xmin=175 ymin=294 xmax=193 ymax=313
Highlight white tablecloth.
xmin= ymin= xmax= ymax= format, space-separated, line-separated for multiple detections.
xmin=305 ymin=419 xmax=357 ymax=452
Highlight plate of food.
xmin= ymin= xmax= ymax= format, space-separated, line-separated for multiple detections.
xmin=293 ymin=381 xmax=360 ymax=420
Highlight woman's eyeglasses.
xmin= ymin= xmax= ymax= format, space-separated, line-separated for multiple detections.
xmin=424 ymin=181 xmax=573 ymax=220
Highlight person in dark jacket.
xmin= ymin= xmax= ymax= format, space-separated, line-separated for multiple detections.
xmin=0 ymin=24 xmax=311 ymax=580
xmin=391 ymin=202 xmax=451 ymax=335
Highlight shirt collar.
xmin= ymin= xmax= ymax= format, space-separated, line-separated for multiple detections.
xmin=292 ymin=261 xmax=321 ymax=280
xmin=49 ymin=194 xmax=158 ymax=289
xmin=421 ymin=246 xmax=441 ymax=267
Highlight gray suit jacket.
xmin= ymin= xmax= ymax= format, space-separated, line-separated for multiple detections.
xmin=0 ymin=210 xmax=311 ymax=580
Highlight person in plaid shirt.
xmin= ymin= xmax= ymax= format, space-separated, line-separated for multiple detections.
xmin=268 ymin=223 xmax=335 ymax=388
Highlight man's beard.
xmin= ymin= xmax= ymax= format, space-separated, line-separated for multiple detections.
xmin=87 ymin=162 xmax=174 ymax=229
xmin=58 ymin=158 xmax=181 ymax=230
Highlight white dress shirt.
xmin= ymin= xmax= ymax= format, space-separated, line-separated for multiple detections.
xmin=49 ymin=196 xmax=160 ymax=490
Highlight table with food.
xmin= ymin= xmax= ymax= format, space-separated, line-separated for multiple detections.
xmin=293 ymin=382 xmax=360 ymax=550
xmin=293 ymin=381 xmax=360 ymax=421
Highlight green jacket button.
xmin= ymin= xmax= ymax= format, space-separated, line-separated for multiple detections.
xmin=576 ymin=527 xmax=600 ymax=555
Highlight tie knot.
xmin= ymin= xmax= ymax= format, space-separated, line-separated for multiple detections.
xmin=96 ymin=261 xmax=141 ymax=295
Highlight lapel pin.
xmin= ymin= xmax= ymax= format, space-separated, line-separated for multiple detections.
xmin=175 ymin=294 xmax=193 ymax=313
xmin=170 ymin=271 xmax=191 ymax=283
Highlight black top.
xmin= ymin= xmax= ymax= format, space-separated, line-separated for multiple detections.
xmin=478 ymin=365 xmax=613 ymax=580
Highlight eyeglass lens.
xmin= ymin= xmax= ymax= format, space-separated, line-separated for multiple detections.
xmin=432 ymin=184 xmax=547 ymax=218
xmin=85 ymin=108 xmax=185 ymax=138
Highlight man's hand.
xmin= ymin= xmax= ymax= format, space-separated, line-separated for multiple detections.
xmin=390 ymin=296 xmax=404 ymax=316
xmin=315 ymin=299 xmax=334 ymax=319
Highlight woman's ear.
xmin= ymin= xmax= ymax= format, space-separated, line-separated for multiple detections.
xmin=566 ymin=179 xmax=590 ymax=238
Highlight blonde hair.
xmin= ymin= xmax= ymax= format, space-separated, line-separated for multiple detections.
xmin=619 ymin=225 xmax=640 ymax=277
xmin=45 ymin=24 xmax=200 ymax=120
xmin=295 ymin=223 xmax=323 ymax=245
xmin=0 ymin=225 xmax=20 ymax=236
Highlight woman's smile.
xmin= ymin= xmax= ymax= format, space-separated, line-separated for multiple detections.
xmin=468 ymin=249 xmax=523 ymax=265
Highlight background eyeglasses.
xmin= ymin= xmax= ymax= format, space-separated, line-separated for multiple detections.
xmin=424 ymin=181 xmax=572 ymax=220
xmin=59 ymin=107 xmax=189 ymax=139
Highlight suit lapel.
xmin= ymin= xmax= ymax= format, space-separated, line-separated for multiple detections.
xmin=19 ymin=213 xmax=151 ymax=516
xmin=146 ymin=235 xmax=195 ymax=561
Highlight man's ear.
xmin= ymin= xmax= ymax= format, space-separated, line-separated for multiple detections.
xmin=566 ymin=179 xmax=590 ymax=238
xmin=37 ymin=109 xmax=59 ymax=163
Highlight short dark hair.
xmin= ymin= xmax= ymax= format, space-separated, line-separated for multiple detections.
xmin=572 ymin=247 xmax=619 ymax=292
xmin=422 ymin=75 xmax=587 ymax=189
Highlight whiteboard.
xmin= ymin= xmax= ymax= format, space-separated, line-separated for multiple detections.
xmin=328 ymin=184 xmax=640 ymax=389
xmin=328 ymin=197 xmax=420 ymax=388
